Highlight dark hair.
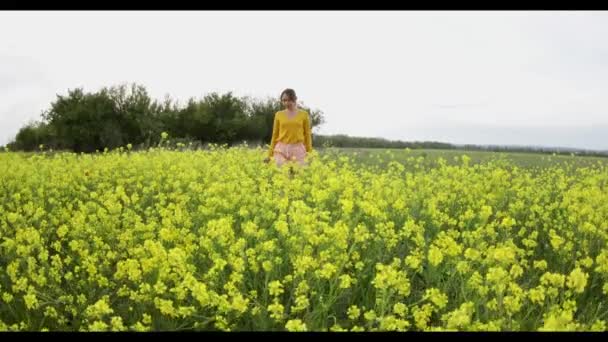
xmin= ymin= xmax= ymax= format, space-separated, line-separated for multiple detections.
xmin=280 ymin=88 xmax=297 ymax=101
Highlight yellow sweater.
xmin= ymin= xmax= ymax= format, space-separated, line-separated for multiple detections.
xmin=268 ymin=109 xmax=313 ymax=157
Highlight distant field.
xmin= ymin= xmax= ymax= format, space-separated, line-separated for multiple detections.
xmin=322 ymin=147 xmax=608 ymax=171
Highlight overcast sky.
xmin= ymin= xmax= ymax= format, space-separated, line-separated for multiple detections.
xmin=1 ymin=11 xmax=608 ymax=150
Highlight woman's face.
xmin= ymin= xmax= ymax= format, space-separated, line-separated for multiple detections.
xmin=281 ymin=95 xmax=296 ymax=110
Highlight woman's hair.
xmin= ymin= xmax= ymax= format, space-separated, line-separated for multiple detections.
xmin=280 ymin=88 xmax=297 ymax=101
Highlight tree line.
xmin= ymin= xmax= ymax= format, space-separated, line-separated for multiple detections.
xmin=3 ymin=83 xmax=607 ymax=158
xmin=5 ymin=83 xmax=325 ymax=153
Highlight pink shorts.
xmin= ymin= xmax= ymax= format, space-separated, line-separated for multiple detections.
xmin=273 ymin=142 xmax=307 ymax=166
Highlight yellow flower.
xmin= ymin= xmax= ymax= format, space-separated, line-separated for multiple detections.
xmin=412 ymin=304 xmax=433 ymax=330
xmin=424 ymin=288 xmax=448 ymax=309
xmin=393 ymin=303 xmax=408 ymax=317
xmin=464 ymin=248 xmax=481 ymax=261
xmin=268 ymin=280 xmax=284 ymax=297
xmin=456 ymin=261 xmax=471 ymax=274
xmin=291 ymin=295 xmax=310 ymax=313
xmin=539 ymin=310 xmax=576 ymax=331
xmin=491 ymin=246 xmax=517 ymax=265
xmin=405 ymin=254 xmax=422 ymax=270
xmin=510 ymin=264 xmax=524 ymax=279
xmin=372 ymin=263 xmax=410 ymax=296
xmin=330 ymin=324 xmax=347 ymax=332
xmin=486 ymin=267 xmax=509 ymax=293
xmin=500 ymin=216 xmax=516 ymax=229
xmin=339 ymin=274 xmax=353 ymax=289
xmin=85 ymin=296 xmax=114 ymax=319
xmin=528 ymin=287 xmax=546 ymax=304
xmin=503 ymin=295 xmax=523 ymax=314
xmin=285 ymin=319 xmax=307 ymax=332
xmin=348 ymin=305 xmax=361 ymax=320
xmin=533 ymin=260 xmax=548 ymax=270
xmin=267 ymin=301 xmax=284 ymax=321
xmin=262 ymin=260 xmax=273 ymax=272
xmin=318 ymin=263 xmax=338 ymax=279
xmin=540 ymin=272 xmax=566 ymax=288
xmin=590 ymin=320 xmax=606 ymax=331
xmin=110 ymin=316 xmax=125 ymax=331
xmin=154 ymin=298 xmax=178 ymax=318
xmin=443 ymin=302 xmax=475 ymax=330
xmin=231 ymin=294 xmax=249 ymax=314
xmin=23 ymin=293 xmax=39 ymax=310
xmin=549 ymin=230 xmax=564 ymax=250
xmin=579 ymin=257 xmax=593 ymax=269
xmin=566 ymin=267 xmax=588 ymax=294
xmin=57 ymin=224 xmax=69 ymax=238
xmin=364 ymin=310 xmax=377 ymax=322
xmin=5 ymin=136 xmax=608 ymax=332
xmin=88 ymin=320 xmax=109 ymax=331
xmin=428 ymin=246 xmax=444 ymax=267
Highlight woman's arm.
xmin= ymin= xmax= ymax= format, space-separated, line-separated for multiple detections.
xmin=303 ymin=112 xmax=313 ymax=153
xmin=268 ymin=112 xmax=280 ymax=158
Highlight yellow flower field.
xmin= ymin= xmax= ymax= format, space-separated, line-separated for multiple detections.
xmin=1 ymin=145 xmax=607 ymax=331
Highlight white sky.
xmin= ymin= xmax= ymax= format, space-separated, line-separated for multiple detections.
xmin=1 ymin=11 xmax=608 ymax=150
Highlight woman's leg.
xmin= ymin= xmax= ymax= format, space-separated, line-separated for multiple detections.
xmin=273 ymin=142 xmax=288 ymax=167
xmin=294 ymin=143 xmax=308 ymax=166
xmin=274 ymin=153 xmax=287 ymax=166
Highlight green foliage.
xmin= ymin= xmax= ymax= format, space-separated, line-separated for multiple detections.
xmin=8 ymin=83 xmax=326 ymax=153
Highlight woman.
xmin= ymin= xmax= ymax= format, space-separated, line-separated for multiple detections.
xmin=264 ymin=88 xmax=313 ymax=167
